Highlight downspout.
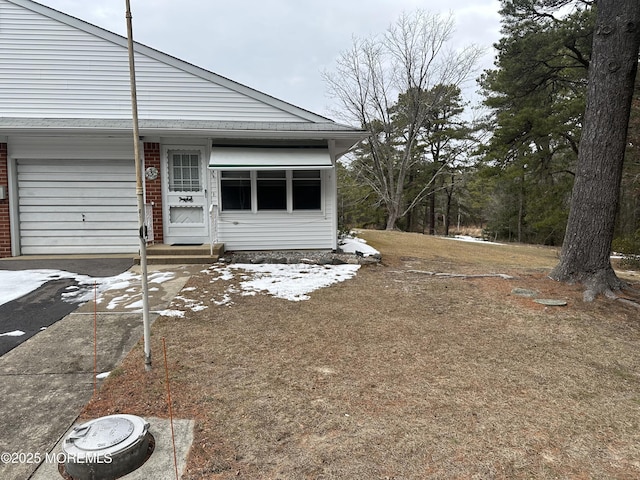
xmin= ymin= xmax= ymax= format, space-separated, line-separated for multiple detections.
xmin=328 ymin=139 xmax=338 ymax=251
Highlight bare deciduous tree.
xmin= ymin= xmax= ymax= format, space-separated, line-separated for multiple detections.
xmin=323 ymin=10 xmax=483 ymax=230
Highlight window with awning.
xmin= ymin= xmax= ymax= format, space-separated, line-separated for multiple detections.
xmin=220 ymin=169 xmax=323 ymax=212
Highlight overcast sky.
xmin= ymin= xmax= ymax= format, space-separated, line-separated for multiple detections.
xmin=36 ymin=0 xmax=503 ymax=119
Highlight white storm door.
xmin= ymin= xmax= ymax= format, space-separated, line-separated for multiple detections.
xmin=163 ymin=148 xmax=209 ymax=244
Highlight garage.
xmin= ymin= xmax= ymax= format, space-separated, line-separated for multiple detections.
xmin=16 ymin=157 xmax=139 ymax=255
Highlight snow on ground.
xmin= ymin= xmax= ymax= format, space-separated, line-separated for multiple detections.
xmin=209 ymin=263 xmax=361 ymax=302
xmin=156 ymin=309 xmax=186 ymax=318
xmin=0 ymin=257 xmax=365 ymax=334
xmin=0 ymin=269 xmax=83 ymax=306
xmin=0 ymin=330 xmax=25 ymax=337
xmin=339 ymin=236 xmax=380 ymax=256
xmin=444 ymin=235 xmax=505 ymax=245
xmin=0 ymin=269 xmax=176 ymax=309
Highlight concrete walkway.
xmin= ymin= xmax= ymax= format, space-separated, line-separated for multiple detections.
xmin=0 ymin=263 xmax=204 ymax=480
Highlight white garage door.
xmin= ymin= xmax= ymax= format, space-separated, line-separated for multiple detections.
xmin=17 ymin=158 xmax=139 ymax=255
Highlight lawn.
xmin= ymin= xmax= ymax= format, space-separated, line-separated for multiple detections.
xmin=82 ymin=230 xmax=640 ymax=479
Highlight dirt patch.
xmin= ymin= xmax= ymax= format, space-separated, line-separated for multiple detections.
xmin=82 ymin=231 xmax=640 ymax=479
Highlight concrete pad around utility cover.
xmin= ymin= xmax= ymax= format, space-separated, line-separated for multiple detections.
xmin=31 ymin=417 xmax=195 ymax=480
xmin=534 ymin=299 xmax=568 ymax=306
xmin=511 ymin=288 xmax=538 ymax=297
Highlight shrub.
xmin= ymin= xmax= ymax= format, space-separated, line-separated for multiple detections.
xmin=612 ymin=231 xmax=640 ymax=269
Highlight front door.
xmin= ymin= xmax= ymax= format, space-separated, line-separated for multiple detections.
xmin=163 ymin=147 xmax=209 ymax=245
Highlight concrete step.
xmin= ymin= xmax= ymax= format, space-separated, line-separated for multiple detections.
xmin=134 ymin=243 xmax=224 ymax=265
xmin=142 ymin=255 xmax=219 ymax=265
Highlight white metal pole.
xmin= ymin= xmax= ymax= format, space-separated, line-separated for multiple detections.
xmin=125 ymin=0 xmax=152 ymax=371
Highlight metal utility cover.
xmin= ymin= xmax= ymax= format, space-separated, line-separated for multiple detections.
xmin=73 ymin=416 xmax=135 ymax=451
xmin=64 ymin=414 xmax=149 ymax=459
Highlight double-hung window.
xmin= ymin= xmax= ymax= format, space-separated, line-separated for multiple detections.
xmin=220 ymin=170 xmax=322 ymax=212
xmin=257 ymin=170 xmax=287 ymax=210
xmin=292 ymin=170 xmax=321 ymax=210
xmin=220 ymin=171 xmax=251 ymax=210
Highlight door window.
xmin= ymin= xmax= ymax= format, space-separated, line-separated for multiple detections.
xmin=169 ymin=152 xmax=201 ymax=192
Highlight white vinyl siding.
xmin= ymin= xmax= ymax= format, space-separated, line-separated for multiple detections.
xmin=217 ymin=212 xmax=336 ymax=251
xmin=215 ymin=170 xmax=336 ymax=251
xmin=0 ymin=0 xmax=306 ymax=122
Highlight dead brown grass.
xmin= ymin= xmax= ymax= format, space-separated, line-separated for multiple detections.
xmin=82 ymin=231 xmax=640 ymax=479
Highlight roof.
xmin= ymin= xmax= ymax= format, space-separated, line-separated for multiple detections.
xmin=0 ymin=117 xmax=368 ymax=157
xmin=2 ymin=0 xmax=367 ymax=151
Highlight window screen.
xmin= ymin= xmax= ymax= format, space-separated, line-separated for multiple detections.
xmin=293 ymin=170 xmax=321 ymax=210
xmin=257 ymin=170 xmax=287 ymax=210
xmin=221 ymin=170 xmax=251 ymax=210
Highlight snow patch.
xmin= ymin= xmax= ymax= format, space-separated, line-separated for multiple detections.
xmin=209 ymin=263 xmax=361 ymax=302
xmin=156 ymin=309 xmax=185 ymax=318
xmin=0 ymin=268 xmax=178 ymax=310
xmin=0 ymin=330 xmax=25 ymax=337
xmin=339 ymin=236 xmax=380 ymax=257
xmin=444 ymin=235 xmax=505 ymax=245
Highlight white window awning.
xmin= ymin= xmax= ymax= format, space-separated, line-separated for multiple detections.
xmin=209 ymin=147 xmax=334 ymax=170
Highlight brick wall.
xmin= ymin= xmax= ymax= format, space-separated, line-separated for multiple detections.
xmin=143 ymin=142 xmax=164 ymax=243
xmin=0 ymin=143 xmax=11 ymax=257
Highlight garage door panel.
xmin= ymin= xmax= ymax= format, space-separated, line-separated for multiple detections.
xmin=21 ymin=235 xmax=138 ymax=246
xmin=18 ymin=187 xmax=136 ymax=198
xmin=20 ymin=245 xmax=139 ymax=255
xmin=19 ymin=197 xmax=138 ymax=207
xmin=20 ymin=212 xmax=138 ymax=223
xmin=18 ymin=172 xmax=136 ymax=182
xmin=19 ymin=205 xmax=138 ymax=214
xmin=18 ymin=168 xmax=136 ymax=179
xmin=17 ymin=159 xmax=134 ymax=174
xmin=17 ymin=158 xmax=139 ymax=255
xmin=20 ymin=222 xmax=139 ymax=232
xmin=18 ymin=181 xmax=136 ymax=190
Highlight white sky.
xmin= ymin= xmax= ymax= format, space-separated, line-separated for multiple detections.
xmin=34 ymin=0 xmax=502 ymax=118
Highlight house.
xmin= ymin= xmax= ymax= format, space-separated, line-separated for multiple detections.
xmin=0 ymin=0 xmax=366 ymax=257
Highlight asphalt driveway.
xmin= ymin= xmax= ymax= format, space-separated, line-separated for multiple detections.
xmin=0 ymin=257 xmax=134 ymax=356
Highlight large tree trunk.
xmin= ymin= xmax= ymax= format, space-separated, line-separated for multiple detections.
xmin=550 ymin=0 xmax=640 ymax=300
xmin=444 ymin=178 xmax=453 ymax=236
xmin=385 ymin=201 xmax=401 ymax=230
